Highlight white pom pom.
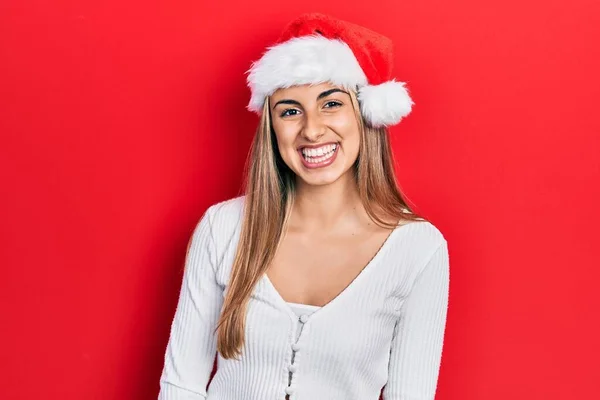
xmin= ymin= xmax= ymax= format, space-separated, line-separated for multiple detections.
xmin=357 ymin=80 xmax=414 ymax=127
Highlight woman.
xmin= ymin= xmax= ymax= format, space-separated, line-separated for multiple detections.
xmin=158 ymin=12 xmax=450 ymax=400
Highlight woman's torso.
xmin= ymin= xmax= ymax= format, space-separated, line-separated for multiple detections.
xmin=205 ymin=196 xmax=444 ymax=400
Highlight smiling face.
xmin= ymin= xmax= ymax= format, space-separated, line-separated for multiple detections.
xmin=269 ymin=82 xmax=362 ymax=187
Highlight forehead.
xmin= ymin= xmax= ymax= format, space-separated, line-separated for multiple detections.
xmin=270 ymin=82 xmax=344 ymax=100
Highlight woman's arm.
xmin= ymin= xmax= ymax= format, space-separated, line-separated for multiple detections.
xmin=383 ymin=240 xmax=450 ymax=400
xmin=158 ymin=206 xmax=224 ymax=399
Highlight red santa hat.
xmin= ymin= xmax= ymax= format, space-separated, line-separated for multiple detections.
xmin=246 ymin=13 xmax=414 ymax=128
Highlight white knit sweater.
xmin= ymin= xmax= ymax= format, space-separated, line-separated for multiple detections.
xmin=158 ymin=196 xmax=450 ymax=400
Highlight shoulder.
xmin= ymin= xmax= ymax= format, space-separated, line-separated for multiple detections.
xmin=205 ymin=195 xmax=246 ymax=223
xmin=201 ymin=195 xmax=246 ymax=244
xmin=400 ymin=219 xmax=447 ymax=246
xmin=393 ymin=219 xmax=448 ymax=265
xmin=406 ymin=221 xmax=449 ymax=277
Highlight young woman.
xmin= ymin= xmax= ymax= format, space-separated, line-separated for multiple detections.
xmin=158 ymin=13 xmax=450 ymax=400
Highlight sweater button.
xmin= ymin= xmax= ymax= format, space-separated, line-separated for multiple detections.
xmin=299 ymin=314 xmax=309 ymax=323
xmin=288 ymin=364 xmax=297 ymax=373
xmin=291 ymin=343 xmax=301 ymax=352
xmin=285 ymin=386 xmax=295 ymax=395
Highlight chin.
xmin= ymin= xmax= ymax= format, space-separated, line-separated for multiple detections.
xmin=298 ymin=173 xmax=340 ymax=186
xmin=294 ymin=164 xmax=350 ymax=187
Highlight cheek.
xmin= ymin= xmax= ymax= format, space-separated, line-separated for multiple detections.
xmin=273 ymin=124 xmax=298 ymax=157
xmin=330 ymin=110 xmax=360 ymax=146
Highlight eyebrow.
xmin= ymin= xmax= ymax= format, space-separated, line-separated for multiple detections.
xmin=272 ymin=88 xmax=349 ymax=108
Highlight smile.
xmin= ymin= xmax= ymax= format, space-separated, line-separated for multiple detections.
xmin=298 ymin=143 xmax=339 ymax=169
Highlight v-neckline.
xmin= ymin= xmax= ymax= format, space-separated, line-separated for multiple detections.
xmin=260 ymin=221 xmax=417 ymax=323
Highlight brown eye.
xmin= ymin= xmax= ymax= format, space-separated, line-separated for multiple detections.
xmin=281 ymin=108 xmax=300 ymax=117
xmin=324 ymin=101 xmax=342 ymax=108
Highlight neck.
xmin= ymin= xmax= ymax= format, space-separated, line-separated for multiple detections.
xmin=290 ymin=169 xmax=366 ymax=232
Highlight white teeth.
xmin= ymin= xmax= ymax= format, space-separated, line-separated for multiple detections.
xmin=301 ymin=143 xmax=337 ymax=157
xmin=301 ymin=143 xmax=338 ymax=163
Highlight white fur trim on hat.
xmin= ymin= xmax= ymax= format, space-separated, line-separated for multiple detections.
xmin=357 ymin=80 xmax=414 ymax=127
xmin=246 ymin=35 xmax=368 ymax=113
xmin=246 ymin=35 xmax=414 ymax=127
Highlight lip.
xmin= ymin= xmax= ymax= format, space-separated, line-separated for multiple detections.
xmin=297 ymin=142 xmax=339 ymax=170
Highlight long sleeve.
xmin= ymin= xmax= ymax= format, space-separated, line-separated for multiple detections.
xmin=158 ymin=207 xmax=224 ymax=399
xmin=383 ymin=239 xmax=450 ymax=400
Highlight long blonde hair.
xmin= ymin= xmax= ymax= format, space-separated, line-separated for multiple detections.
xmin=216 ymin=89 xmax=427 ymax=359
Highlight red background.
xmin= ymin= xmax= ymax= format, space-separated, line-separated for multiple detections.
xmin=1 ymin=1 xmax=599 ymax=399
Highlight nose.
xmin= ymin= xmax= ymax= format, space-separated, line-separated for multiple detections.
xmin=301 ymin=109 xmax=326 ymax=142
